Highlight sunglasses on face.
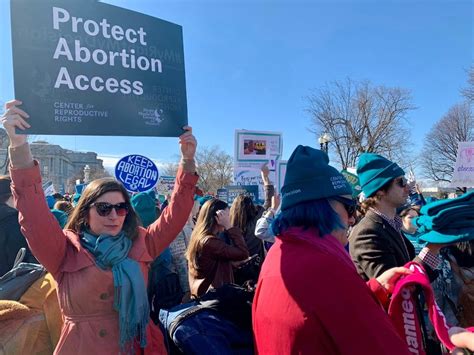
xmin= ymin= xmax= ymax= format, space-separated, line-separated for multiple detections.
xmin=331 ymin=196 xmax=357 ymax=217
xmin=90 ymin=202 xmax=129 ymax=217
xmin=395 ymin=177 xmax=408 ymax=188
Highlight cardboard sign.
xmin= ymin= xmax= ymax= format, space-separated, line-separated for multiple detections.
xmin=115 ymin=154 xmax=159 ymax=192
xmin=451 ymin=141 xmax=474 ymax=187
xmin=155 ymin=175 xmax=176 ymax=196
xmin=11 ymin=0 xmax=187 ymax=136
xmin=225 ymin=185 xmax=259 ymax=205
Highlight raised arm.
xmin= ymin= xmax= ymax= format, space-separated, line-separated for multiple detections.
xmin=201 ymin=228 xmax=249 ymax=261
xmin=145 ymin=126 xmax=199 ymax=257
xmin=2 ymin=100 xmax=67 ymax=275
xmin=260 ymin=163 xmax=274 ymax=210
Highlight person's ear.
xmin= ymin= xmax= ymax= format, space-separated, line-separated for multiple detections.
xmin=375 ymin=190 xmax=385 ymax=200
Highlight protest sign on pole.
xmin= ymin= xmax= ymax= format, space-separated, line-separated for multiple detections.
xmin=234 ymin=130 xmax=282 ymax=204
xmin=10 ymin=0 xmax=187 ymax=137
xmin=234 ymin=130 xmax=282 ymax=163
xmin=115 ymin=154 xmax=159 ymax=192
xmin=450 ymin=141 xmax=474 ymax=188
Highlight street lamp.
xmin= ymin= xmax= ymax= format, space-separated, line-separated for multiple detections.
xmin=83 ymin=165 xmax=91 ymax=183
xmin=318 ymin=133 xmax=331 ymax=154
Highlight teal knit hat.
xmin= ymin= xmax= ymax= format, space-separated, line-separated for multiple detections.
xmin=357 ymin=153 xmax=405 ymax=198
xmin=281 ymin=145 xmax=353 ymax=211
xmin=131 ymin=190 xmax=158 ymax=228
xmin=51 ymin=209 xmax=68 ymax=229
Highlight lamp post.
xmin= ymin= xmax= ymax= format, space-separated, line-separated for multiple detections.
xmin=83 ymin=165 xmax=91 ymax=183
xmin=318 ymin=133 xmax=331 ymax=154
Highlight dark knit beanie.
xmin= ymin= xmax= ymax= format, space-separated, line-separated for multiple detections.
xmin=0 ymin=176 xmax=11 ymax=196
xmin=357 ymin=153 xmax=405 ymax=198
xmin=281 ymin=145 xmax=353 ymax=211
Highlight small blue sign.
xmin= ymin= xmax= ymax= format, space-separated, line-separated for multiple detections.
xmin=225 ymin=185 xmax=259 ymax=204
xmin=115 ymin=154 xmax=159 ymax=192
xmin=216 ymin=188 xmax=228 ymax=202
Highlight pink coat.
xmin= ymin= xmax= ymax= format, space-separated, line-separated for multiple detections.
xmin=11 ymin=162 xmax=198 ymax=355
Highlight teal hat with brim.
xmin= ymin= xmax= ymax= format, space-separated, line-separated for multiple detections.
xmin=357 ymin=153 xmax=405 ymax=198
xmin=419 ymin=229 xmax=474 ymax=244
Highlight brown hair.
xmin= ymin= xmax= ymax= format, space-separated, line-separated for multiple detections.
xmin=360 ymin=179 xmax=394 ymax=215
xmin=399 ymin=205 xmax=421 ymax=218
xmin=54 ymin=200 xmax=73 ymax=215
xmin=185 ymin=198 xmax=228 ymax=270
xmin=229 ymin=194 xmax=258 ymax=234
xmin=64 ymin=178 xmax=140 ymax=239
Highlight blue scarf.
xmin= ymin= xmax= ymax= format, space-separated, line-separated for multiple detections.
xmin=81 ymin=231 xmax=149 ymax=350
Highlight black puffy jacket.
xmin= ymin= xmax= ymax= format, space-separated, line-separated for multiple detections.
xmin=0 ymin=203 xmax=37 ymax=276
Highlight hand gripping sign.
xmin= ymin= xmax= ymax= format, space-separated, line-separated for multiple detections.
xmin=115 ymin=154 xmax=159 ymax=193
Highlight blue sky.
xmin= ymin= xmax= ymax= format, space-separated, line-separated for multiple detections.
xmin=0 ymin=0 xmax=472 ymax=171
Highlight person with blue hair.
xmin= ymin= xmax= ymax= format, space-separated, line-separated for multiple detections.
xmin=253 ymin=145 xmax=413 ymax=354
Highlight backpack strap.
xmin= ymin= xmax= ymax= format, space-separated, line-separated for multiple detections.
xmin=13 ymin=248 xmax=26 ymax=269
xmin=168 ymin=305 xmax=207 ymax=338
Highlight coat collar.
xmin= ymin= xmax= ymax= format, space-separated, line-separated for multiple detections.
xmin=364 ymin=210 xmax=411 ymax=261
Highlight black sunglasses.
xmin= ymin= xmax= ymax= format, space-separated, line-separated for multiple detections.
xmin=395 ymin=177 xmax=408 ymax=188
xmin=90 ymin=202 xmax=129 ymax=217
xmin=331 ymin=196 xmax=357 ymax=217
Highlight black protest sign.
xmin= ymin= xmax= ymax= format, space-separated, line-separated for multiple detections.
xmin=11 ymin=0 xmax=187 ymax=136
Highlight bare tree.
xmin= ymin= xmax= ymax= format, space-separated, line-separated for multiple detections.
xmin=307 ymin=78 xmax=415 ymax=169
xmin=461 ymin=65 xmax=474 ymax=103
xmin=159 ymin=146 xmax=233 ymax=194
xmin=196 ymin=146 xmax=233 ymax=194
xmin=161 ymin=162 xmax=179 ymax=177
xmin=420 ymin=102 xmax=474 ymax=183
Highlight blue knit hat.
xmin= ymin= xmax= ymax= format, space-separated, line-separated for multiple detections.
xmin=281 ymin=145 xmax=353 ymax=211
xmin=357 ymin=153 xmax=405 ymax=198
xmin=197 ymin=195 xmax=214 ymax=206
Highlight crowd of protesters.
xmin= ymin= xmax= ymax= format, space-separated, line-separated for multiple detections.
xmin=0 ymin=99 xmax=473 ymax=354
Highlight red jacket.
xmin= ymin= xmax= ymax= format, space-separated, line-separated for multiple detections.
xmin=11 ymin=161 xmax=198 ymax=355
xmin=252 ymin=227 xmax=411 ymax=355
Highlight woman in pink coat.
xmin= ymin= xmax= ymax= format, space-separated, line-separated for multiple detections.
xmin=1 ymin=99 xmax=199 ymax=354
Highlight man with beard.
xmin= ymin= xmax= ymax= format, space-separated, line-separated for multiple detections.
xmin=350 ymin=153 xmax=442 ymax=280
xmin=349 ymin=153 xmax=444 ymax=354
